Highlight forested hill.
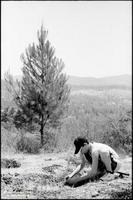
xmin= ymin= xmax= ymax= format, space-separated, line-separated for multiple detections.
xmin=67 ymin=74 xmax=131 ymax=89
xmin=1 ymin=74 xmax=131 ymax=95
xmin=1 ymin=74 xmax=131 ymax=109
xmin=2 ymin=74 xmax=131 ymax=87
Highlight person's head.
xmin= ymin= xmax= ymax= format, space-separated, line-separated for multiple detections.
xmin=74 ymin=137 xmax=89 ymax=154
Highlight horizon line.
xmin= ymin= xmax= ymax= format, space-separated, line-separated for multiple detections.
xmin=1 ymin=73 xmax=131 ymax=80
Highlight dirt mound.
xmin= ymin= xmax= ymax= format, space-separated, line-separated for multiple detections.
xmin=1 ymin=158 xmax=21 ymax=168
xmin=2 ymin=173 xmax=13 ymax=184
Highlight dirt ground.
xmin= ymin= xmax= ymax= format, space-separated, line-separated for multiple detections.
xmin=1 ymin=152 xmax=132 ymax=199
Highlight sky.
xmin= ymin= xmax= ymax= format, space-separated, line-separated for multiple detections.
xmin=1 ymin=1 xmax=132 ymax=78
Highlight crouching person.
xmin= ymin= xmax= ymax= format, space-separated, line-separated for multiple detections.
xmin=65 ymin=137 xmax=121 ymax=187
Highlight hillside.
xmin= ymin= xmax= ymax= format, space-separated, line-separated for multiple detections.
xmin=68 ymin=74 xmax=131 ymax=89
xmin=1 ymin=74 xmax=132 ymax=199
xmin=1 ymin=74 xmax=131 ymax=109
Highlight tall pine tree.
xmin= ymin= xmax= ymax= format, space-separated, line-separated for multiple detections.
xmin=5 ymin=25 xmax=70 ymax=146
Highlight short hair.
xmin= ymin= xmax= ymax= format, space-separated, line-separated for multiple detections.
xmin=74 ymin=137 xmax=89 ymax=154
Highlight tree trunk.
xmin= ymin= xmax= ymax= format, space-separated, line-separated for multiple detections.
xmin=40 ymin=114 xmax=49 ymax=147
xmin=40 ymin=114 xmax=44 ymax=147
xmin=40 ymin=124 xmax=44 ymax=147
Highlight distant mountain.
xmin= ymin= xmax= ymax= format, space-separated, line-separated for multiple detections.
xmin=3 ymin=74 xmax=131 ymax=87
xmin=1 ymin=74 xmax=131 ymax=93
xmin=68 ymin=74 xmax=131 ymax=88
xmin=1 ymin=74 xmax=131 ymax=109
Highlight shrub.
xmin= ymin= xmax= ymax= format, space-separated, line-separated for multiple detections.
xmin=16 ymin=131 xmax=41 ymax=154
xmin=1 ymin=125 xmax=41 ymax=154
xmin=1 ymin=125 xmax=18 ymax=154
xmin=41 ymin=128 xmax=57 ymax=152
xmin=1 ymin=158 xmax=21 ymax=168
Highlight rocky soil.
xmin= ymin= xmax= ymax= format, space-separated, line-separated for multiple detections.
xmin=1 ymin=152 xmax=132 ymax=199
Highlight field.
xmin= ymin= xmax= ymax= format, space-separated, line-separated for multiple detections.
xmin=1 ymin=87 xmax=132 ymax=199
xmin=1 ymin=152 xmax=132 ymax=199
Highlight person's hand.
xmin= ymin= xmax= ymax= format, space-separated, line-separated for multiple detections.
xmin=65 ymin=175 xmax=72 ymax=180
xmin=65 ymin=176 xmax=69 ymax=180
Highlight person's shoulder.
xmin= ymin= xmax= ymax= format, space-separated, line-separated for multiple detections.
xmin=92 ymin=142 xmax=111 ymax=152
xmin=92 ymin=142 xmax=110 ymax=147
xmin=92 ymin=142 xmax=106 ymax=147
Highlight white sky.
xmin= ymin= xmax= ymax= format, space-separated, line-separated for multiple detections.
xmin=1 ymin=1 xmax=132 ymax=78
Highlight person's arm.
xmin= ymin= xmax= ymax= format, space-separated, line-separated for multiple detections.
xmin=67 ymin=152 xmax=86 ymax=179
xmin=85 ymin=151 xmax=99 ymax=178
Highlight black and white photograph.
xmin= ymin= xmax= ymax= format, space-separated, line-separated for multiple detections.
xmin=1 ymin=1 xmax=132 ymax=199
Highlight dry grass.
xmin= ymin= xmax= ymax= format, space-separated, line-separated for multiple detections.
xmin=1 ymin=126 xmax=41 ymax=154
xmin=1 ymin=152 xmax=132 ymax=199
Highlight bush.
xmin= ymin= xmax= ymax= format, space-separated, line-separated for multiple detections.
xmin=1 ymin=158 xmax=21 ymax=168
xmin=41 ymin=129 xmax=57 ymax=153
xmin=1 ymin=125 xmax=41 ymax=154
xmin=16 ymin=131 xmax=41 ymax=154
xmin=1 ymin=126 xmax=18 ymax=154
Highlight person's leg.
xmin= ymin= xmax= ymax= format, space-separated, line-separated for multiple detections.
xmin=113 ymin=159 xmax=121 ymax=172
xmin=100 ymin=152 xmax=113 ymax=172
xmin=95 ymin=169 xmax=107 ymax=179
xmin=65 ymin=170 xmax=106 ymax=187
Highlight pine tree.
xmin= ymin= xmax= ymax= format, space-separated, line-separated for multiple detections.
xmin=5 ymin=25 xmax=70 ymax=146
